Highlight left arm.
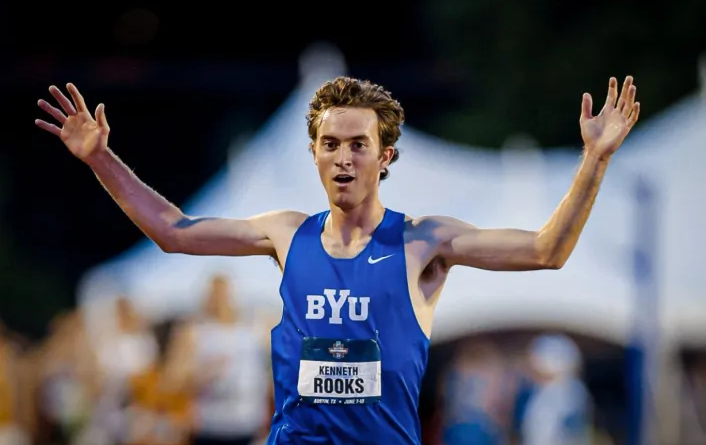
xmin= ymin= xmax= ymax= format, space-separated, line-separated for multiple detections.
xmin=433 ymin=76 xmax=640 ymax=271
xmin=431 ymin=152 xmax=606 ymax=271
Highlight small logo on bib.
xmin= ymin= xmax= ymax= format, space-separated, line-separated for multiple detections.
xmin=328 ymin=341 xmax=348 ymax=359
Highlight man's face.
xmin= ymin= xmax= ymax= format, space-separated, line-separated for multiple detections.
xmin=312 ymin=107 xmax=394 ymax=210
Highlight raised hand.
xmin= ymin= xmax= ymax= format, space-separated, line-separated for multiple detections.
xmin=35 ymin=84 xmax=110 ymax=161
xmin=580 ymin=76 xmax=640 ymax=160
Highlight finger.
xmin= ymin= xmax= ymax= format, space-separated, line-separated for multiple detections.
xmin=622 ymin=85 xmax=636 ymax=118
xmin=580 ymin=93 xmax=593 ymax=121
xmin=95 ymin=103 xmax=109 ymax=129
xmin=38 ymin=99 xmax=67 ymax=125
xmin=66 ymin=83 xmax=88 ymax=112
xmin=35 ymin=119 xmax=62 ymax=137
xmin=603 ymin=77 xmax=618 ymax=110
xmin=627 ymin=102 xmax=640 ymax=128
xmin=616 ymin=76 xmax=634 ymax=113
xmin=49 ymin=85 xmax=77 ymax=115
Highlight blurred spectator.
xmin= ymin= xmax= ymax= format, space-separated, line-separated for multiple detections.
xmin=88 ymin=297 xmax=157 ymax=445
xmin=519 ymin=334 xmax=591 ymax=445
xmin=185 ymin=275 xmax=270 ymax=445
xmin=438 ymin=340 xmax=515 ymax=445
xmin=121 ymin=319 xmax=193 ymax=445
xmin=35 ymin=311 xmax=100 ymax=445
xmin=102 ymin=297 xmax=157 ymax=382
xmin=0 ymin=323 xmax=29 ymax=445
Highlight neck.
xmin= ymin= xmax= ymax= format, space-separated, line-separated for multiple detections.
xmin=327 ymin=196 xmax=385 ymax=245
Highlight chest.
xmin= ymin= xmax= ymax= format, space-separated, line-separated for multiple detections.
xmin=320 ymin=234 xmax=371 ymax=259
xmin=283 ymin=246 xmax=407 ymax=330
xmin=287 ymin=243 xmax=403 ymax=296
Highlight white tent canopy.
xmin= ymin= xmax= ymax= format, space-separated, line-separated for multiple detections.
xmin=78 ymin=44 xmax=706 ymax=346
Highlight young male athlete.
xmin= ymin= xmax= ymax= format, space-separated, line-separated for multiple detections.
xmin=35 ymin=75 xmax=640 ymax=445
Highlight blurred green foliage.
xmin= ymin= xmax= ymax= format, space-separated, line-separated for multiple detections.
xmin=424 ymin=0 xmax=706 ymax=147
xmin=0 ymin=156 xmax=66 ymax=339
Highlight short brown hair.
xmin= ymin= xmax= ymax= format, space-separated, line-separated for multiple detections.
xmin=307 ymin=77 xmax=404 ymax=181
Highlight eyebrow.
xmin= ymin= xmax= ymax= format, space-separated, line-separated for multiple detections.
xmin=320 ymin=134 xmax=371 ymax=141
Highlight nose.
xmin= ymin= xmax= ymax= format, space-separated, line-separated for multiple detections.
xmin=335 ymin=145 xmax=353 ymax=168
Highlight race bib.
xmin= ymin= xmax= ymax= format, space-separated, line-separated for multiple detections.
xmin=297 ymin=337 xmax=381 ymax=405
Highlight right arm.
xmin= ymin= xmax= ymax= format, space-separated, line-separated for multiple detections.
xmin=35 ymin=83 xmax=301 ymax=257
xmin=85 ymin=148 xmax=286 ymax=256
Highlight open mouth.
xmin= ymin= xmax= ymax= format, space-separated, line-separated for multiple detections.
xmin=333 ymin=174 xmax=355 ymax=184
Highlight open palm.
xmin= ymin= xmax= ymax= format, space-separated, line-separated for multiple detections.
xmin=35 ymin=83 xmax=110 ymax=161
xmin=580 ymin=76 xmax=640 ymax=160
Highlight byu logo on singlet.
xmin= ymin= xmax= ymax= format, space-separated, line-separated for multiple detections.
xmin=305 ymin=289 xmax=370 ymax=324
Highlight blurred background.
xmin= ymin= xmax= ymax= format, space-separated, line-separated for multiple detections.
xmin=2 ymin=1 xmax=706 ymax=445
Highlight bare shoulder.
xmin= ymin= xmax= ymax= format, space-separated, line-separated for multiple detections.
xmin=252 ymin=209 xmax=309 ymax=246
xmin=253 ymin=210 xmax=309 ymax=268
xmin=251 ymin=209 xmax=309 ymax=232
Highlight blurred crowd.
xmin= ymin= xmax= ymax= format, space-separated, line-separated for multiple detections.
xmin=0 ymin=274 xmax=704 ymax=445
xmin=430 ymin=336 xmax=601 ymax=445
xmin=0 ymin=275 xmax=272 ymax=445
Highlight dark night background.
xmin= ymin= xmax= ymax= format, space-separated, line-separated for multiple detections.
xmin=2 ymin=1 xmax=705 ymax=338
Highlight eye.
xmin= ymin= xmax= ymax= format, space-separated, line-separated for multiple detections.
xmin=323 ymin=141 xmax=338 ymax=150
xmin=351 ymin=142 xmax=366 ymax=150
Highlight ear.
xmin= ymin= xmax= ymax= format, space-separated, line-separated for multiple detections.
xmin=380 ymin=146 xmax=395 ymax=169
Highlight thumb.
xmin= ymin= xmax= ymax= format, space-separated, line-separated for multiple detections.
xmin=95 ymin=103 xmax=109 ymax=129
xmin=580 ymin=93 xmax=593 ymax=121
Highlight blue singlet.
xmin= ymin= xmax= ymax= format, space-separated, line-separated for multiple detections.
xmin=267 ymin=209 xmax=430 ymax=445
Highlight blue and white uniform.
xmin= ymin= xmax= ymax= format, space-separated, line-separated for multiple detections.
xmin=267 ymin=209 xmax=430 ymax=445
